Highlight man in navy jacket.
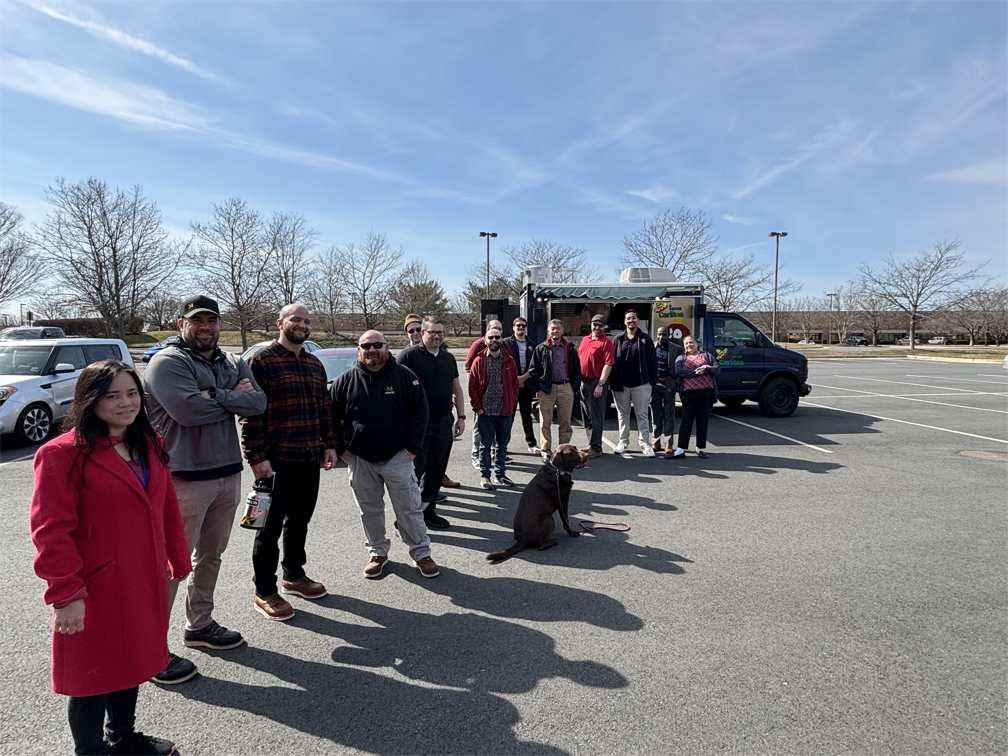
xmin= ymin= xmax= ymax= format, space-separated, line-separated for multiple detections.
xmin=609 ymin=310 xmax=658 ymax=456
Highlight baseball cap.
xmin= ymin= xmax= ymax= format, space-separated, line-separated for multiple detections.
xmin=404 ymin=313 xmax=422 ymax=329
xmin=590 ymin=314 xmax=607 ymax=324
xmin=181 ymin=295 xmax=220 ymax=318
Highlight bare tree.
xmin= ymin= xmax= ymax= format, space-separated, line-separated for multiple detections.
xmin=945 ymin=287 xmax=1005 ymax=346
xmin=388 ymin=260 xmax=448 ymax=323
xmin=336 ymin=229 xmax=403 ymax=330
xmin=859 ymin=239 xmax=988 ymax=350
xmin=28 ymin=292 xmax=91 ymax=320
xmin=141 ymin=287 xmax=185 ymax=332
xmin=503 ymin=238 xmax=601 ymax=284
xmin=465 ymin=260 xmax=522 ymax=303
xmin=698 ymin=252 xmax=802 ymax=313
xmin=619 ymin=207 xmax=718 ymax=280
xmin=303 ymin=244 xmax=346 ymax=336
xmin=849 ymin=283 xmax=892 ymax=346
xmin=265 ymin=212 xmax=316 ymax=308
xmin=36 ymin=178 xmax=187 ymax=339
xmin=985 ymin=288 xmax=1008 ymax=345
xmin=447 ymin=290 xmax=479 ymax=336
xmin=190 ymin=198 xmax=271 ymax=349
xmin=792 ymin=297 xmax=824 ymax=342
xmin=0 ymin=202 xmax=40 ymax=307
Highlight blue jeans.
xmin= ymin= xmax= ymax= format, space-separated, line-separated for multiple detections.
xmin=478 ymin=413 xmax=514 ymax=477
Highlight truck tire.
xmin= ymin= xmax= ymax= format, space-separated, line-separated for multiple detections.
xmin=720 ymin=397 xmax=746 ymax=408
xmin=15 ymin=403 xmax=53 ymax=445
xmin=757 ymin=377 xmax=799 ymax=418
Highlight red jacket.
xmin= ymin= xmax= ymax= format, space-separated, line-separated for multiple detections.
xmin=30 ymin=431 xmax=191 ymax=697
xmin=469 ymin=350 xmax=520 ymax=416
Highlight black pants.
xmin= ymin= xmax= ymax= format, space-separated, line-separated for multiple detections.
xmin=650 ymin=380 xmax=677 ymax=443
xmin=516 ymin=383 xmax=537 ymax=447
xmin=414 ymin=414 xmax=453 ymax=503
xmin=579 ymin=377 xmax=609 ymax=453
xmin=677 ymin=388 xmax=715 ymax=450
xmin=253 ymin=459 xmax=321 ymax=597
xmin=67 ymin=686 xmax=138 ymax=755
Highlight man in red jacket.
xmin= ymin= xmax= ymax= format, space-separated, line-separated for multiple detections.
xmin=465 ymin=318 xmax=503 ymax=469
xmin=469 ymin=327 xmax=520 ymax=490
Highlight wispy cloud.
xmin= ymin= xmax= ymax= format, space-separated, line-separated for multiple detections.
xmin=625 ymin=185 xmax=676 ymax=204
xmin=25 ymin=1 xmax=217 ymax=80
xmin=722 ymin=214 xmax=757 ymax=225
xmin=926 ymin=159 xmax=1006 ymax=186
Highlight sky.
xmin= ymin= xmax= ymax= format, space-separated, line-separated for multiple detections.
xmin=1 ymin=0 xmax=1005 ymax=315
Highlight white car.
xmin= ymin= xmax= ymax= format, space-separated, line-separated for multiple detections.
xmin=928 ymin=336 xmax=950 ymax=345
xmin=0 ymin=338 xmax=133 ymax=444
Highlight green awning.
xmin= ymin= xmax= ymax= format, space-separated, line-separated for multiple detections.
xmin=534 ymin=284 xmax=701 ymax=300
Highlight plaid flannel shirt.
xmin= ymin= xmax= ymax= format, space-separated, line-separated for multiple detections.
xmin=241 ymin=341 xmax=336 ymax=465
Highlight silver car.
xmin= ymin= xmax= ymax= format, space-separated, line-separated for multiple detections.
xmin=0 ymin=338 xmax=133 ymax=444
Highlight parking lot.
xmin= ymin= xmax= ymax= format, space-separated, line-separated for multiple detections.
xmin=2 ymin=358 xmax=1005 ymax=755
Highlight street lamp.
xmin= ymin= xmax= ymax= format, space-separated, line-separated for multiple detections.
xmin=768 ymin=231 xmax=787 ymax=343
xmin=479 ymin=231 xmax=497 ymax=300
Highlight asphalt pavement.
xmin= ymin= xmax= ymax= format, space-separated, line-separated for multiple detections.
xmin=2 ymin=359 xmax=1005 ymax=755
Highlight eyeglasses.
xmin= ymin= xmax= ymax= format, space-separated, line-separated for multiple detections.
xmin=425 ymin=329 xmax=444 ymax=336
xmin=406 ymin=327 xmax=421 ymax=334
xmin=486 ymin=335 xmax=502 ymax=341
xmin=359 ymin=342 xmax=385 ymax=351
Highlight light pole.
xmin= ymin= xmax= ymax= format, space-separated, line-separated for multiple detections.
xmin=479 ymin=231 xmax=497 ymax=300
xmin=768 ymin=231 xmax=787 ymax=343
xmin=826 ymin=292 xmax=838 ymax=345
xmin=19 ymin=303 xmax=25 ymax=326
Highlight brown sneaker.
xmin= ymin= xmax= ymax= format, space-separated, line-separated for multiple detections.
xmin=415 ymin=556 xmax=440 ymax=578
xmin=254 ymin=593 xmax=294 ymax=621
xmin=652 ymin=440 xmax=662 ymax=451
xmin=363 ymin=555 xmax=389 ymax=579
xmin=441 ymin=475 xmax=460 ymax=488
xmin=281 ymin=576 xmax=328 ymax=599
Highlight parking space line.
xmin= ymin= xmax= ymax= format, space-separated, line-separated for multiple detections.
xmin=712 ymin=415 xmax=834 ymax=454
xmin=812 ymin=383 xmax=1008 ymax=414
xmin=812 ymin=391 xmax=1006 ymax=398
xmin=803 ymin=401 xmax=1008 ymax=444
xmin=977 ymin=374 xmax=1008 ymax=379
xmin=907 ymin=375 xmax=1008 ymax=386
xmin=833 ymin=375 xmax=1001 ymax=394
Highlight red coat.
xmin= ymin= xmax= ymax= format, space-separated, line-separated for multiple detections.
xmin=30 ymin=431 xmax=191 ymax=697
xmin=469 ymin=350 xmax=520 ymax=416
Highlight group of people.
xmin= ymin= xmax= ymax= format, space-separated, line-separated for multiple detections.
xmin=28 ymin=296 xmax=722 ymax=756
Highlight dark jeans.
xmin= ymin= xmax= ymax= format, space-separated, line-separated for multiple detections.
xmin=252 ymin=459 xmax=321 ymax=597
xmin=517 ymin=383 xmax=537 ymax=447
xmin=579 ymin=377 xmax=609 ymax=453
xmin=677 ymin=388 xmax=715 ymax=450
xmin=414 ymin=414 xmax=453 ymax=503
xmin=478 ymin=413 xmax=514 ymax=477
xmin=650 ymin=380 xmax=677 ymax=443
xmin=68 ymin=686 xmax=138 ymax=755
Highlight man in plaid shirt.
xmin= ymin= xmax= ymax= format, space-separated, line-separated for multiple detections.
xmin=241 ymin=303 xmax=338 ymax=621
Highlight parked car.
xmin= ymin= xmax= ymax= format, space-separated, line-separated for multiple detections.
xmin=928 ymin=336 xmax=950 ymax=345
xmin=142 ymin=336 xmax=178 ymax=363
xmin=796 ymin=339 xmax=816 ymax=345
xmin=1003 ymin=355 xmax=1008 ymax=371
xmin=0 ymin=338 xmax=133 ymax=444
xmin=0 ymin=326 xmax=66 ymax=340
xmin=241 ymin=339 xmax=321 ymax=361
xmin=897 ymin=337 xmax=921 ymax=345
xmin=313 ymin=348 xmax=358 ymax=386
xmin=845 ymin=336 xmax=868 ymax=347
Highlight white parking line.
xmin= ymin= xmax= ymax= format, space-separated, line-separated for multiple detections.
xmin=832 ymin=375 xmax=1003 ymax=394
xmin=978 ymin=374 xmax=1008 ymax=379
xmin=803 ymin=401 xmax=1008 ymax=444
xmin=813 ymin=391 xmax=1007 ymax=398
xmin=712 ymin=414 xmax=833 ymax=454
xmin=812 ymin=383 xmax=1008 ymax=414
xmin=906 ymin=375 xmax=1008 ymax=386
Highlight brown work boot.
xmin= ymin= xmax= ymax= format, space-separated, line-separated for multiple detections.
xmin=415 ymin=556 xmax=440 ymax=578
xmin=281 ymin=575 xmax=328 ymax=600
xmin=254 ymin=593 xmax=294 ymax=621
xmin=441 ymin=475 xmax=460 ymax=488
xmin=363 ymin=555 xmax=389 ymax=579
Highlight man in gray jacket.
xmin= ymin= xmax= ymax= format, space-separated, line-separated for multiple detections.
xmin=144 ymin=295 xmax=267 ymax=684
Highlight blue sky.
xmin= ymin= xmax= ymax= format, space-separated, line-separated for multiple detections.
xmin=1 ymin=0 xmax=1005 ymax=312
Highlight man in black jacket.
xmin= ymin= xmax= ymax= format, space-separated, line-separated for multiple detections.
xmin=330 ymin=330 xmax=439 ymax=579
xmin=502 ymin=316 xmax=538 ymax=453
xmin=527 ymin=319 xmax=581 ymax=460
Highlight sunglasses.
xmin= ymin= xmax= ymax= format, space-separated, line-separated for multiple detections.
xmin=359 ymin=342 xmax=385 ymax=351
xmin=406 ymin=327 xmax=421 ymax=334
xmin=514 ymin=323 xmax=527 ymax=328
xmin=486 ymin=335 xmax=502 ymax=341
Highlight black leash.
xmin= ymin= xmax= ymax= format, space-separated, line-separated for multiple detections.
xmin=548 ymin=461 xmax=630 ymax=535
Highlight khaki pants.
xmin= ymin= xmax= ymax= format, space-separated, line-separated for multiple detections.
xmin=348 ymin=450 xmax=431 ymax=561
xmin=537 ymin=382 xmax=575 ymax=453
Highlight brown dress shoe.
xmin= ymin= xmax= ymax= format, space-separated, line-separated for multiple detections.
xmin=281 ymin=575 xmax=328 ymax=599
xmin=652 ymin=440 xmax=662 ymax=451
xmin=441 ymin=475 xmax=460 ymax=488
xmin=364 ymin=555 xmax=389 ymax=578
xmin=415 ymin=556 xmax=440 ymax=578
xmin=254 ymin=593 xmax=294 ymax=621
xmin=665 ymin=446 xmax=675 ymax=454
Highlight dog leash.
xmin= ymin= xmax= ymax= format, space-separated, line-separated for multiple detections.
xmin=548 ymin=463 xmax=630 ymax=535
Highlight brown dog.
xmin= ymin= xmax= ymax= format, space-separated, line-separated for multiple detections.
xmin=486 ymin=444 xmax=589 ymax=562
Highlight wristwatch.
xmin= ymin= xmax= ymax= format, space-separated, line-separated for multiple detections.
xmin=207 ymin=386 xmax=217 ymax=398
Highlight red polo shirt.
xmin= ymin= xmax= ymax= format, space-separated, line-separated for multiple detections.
xmin=577 ymin=334 xmax=615 ymax=380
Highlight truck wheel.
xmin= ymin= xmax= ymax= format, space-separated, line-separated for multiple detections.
xmin=720 ymin=397 xmax=745 ymax=408
xmin=757 ymin=378 xmax=799 ymax=418
xmin=15 ymin=403 xmax=53 ymax=445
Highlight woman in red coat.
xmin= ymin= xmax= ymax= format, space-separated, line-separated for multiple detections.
xmin=30 ymin=360 xmax=192 ymax=756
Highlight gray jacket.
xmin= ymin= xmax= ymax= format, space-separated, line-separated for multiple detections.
xmin=144 ymin=339 xmax=267 ymax=476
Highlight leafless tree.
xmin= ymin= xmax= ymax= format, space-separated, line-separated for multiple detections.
xmin=503 ymin=238 xmax=601 ymax=284
xmin=304 ymin=245 xmax=346 ymax=335
xmin=0 ymin=202 xmax=40 ymax=307
xmin=447 ymin=290 xmax=480 ymax=336
xmin=699 ymin=252 xmax=802 ymax=313
xmin=141 ymin=288 xmax=185 ymax=331
xmin=792 ymin=297 xmax=824 ymax=342
xmin=190 ymin=197 xmax=271 ymax=349
xmin=945 ymin=287 xmax=1006 ymax=346
xmin=849 ymin=283 xmax=892 ymax=346
xmin=28 ymin=292 xmax=91 ymax=320
xmin=336 ymin=229 xmax=403 ymax=330
xmin=619 ymin=207 xmax=718 ymax=280
xmin=985 ymin=288 xmax=1008 ymax=345
xmin=465 ymin=260 xmax=522 ymax=303
xmin=859 ymin=239 xmax=988 ymax=350
xmin=388 ymin=260 xmax=448 ymax=323
xmin=35 ymin=178 xmax=188 ymax=339
xmin=265 ymin=212 xmax=316 ymax=308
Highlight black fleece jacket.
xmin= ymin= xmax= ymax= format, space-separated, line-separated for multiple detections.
xmin=330 ymin=359 xmax=429 ymax=463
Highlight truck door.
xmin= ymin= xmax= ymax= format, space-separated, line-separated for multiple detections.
xmin=708 ymin=315 xmax=765 ymax=396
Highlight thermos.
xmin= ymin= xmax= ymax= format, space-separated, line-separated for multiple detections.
xmin=240 ymin=476 xmax=274 ymax=530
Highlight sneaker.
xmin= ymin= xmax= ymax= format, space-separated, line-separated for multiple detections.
xmin=504 ymin=456 xmax=515 ymax=465
xmin=652 ymin=441 xmax=662 ymax=452
xmin=183 ymin=620 xmax=245 ymax=650
xmin=494 ymin=474 xmax=515 ymax=487
xmin=151 ymin=653 xmax=197 ymax=685
xmin=415 ymin=557 xmax=440 ymax=578
xmin=614 ymin=441 xmax=629 ymax=454
xmin=584 ymin=448 xmax=601 ymax=459
xmin=108 ymin=732 xmax=176 ymax=755
xmin=665 ymin=446 xmax=675 ymax=454
xmin=363 ymin=555 xmax=389 ymax=579
xmin=435 ymin=492 xmax=448 ymax=503
xmin=424 ymin=511 xmax=451 ymax=529
xmin=528 ymin=445 xmax=539 ymax=454
xmin=281 ymin=575 xmax=328 ymax=600
xmin=254 ymin=593 xmax=294 ymax=621
xmin=480 ymin=476 xmax=495 ymax=490
xmin=471 ymin=457 xmax=480 ymax=471
xmin=441 ymin=475 xmax=460 ymax=488
xmin=643 ymin=445 xmax=656 ymax=458
xmin=696 ymin=449 xmax=709 ymax=459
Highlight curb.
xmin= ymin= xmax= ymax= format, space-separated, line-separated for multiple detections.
xmin=904 ymin=355 xmax=1004 ymax=364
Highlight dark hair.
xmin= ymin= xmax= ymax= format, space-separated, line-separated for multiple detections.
xmin=624 ymin=309 xmax=638 ymax=319
xmin=63 ymin=360 xmax=168 ymax=487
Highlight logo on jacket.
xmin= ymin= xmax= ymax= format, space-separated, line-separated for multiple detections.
xmin=385 ymin=386 xmax=395 ymax=394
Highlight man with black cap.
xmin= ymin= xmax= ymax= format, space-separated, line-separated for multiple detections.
xmin=144 ymin=295 xmax=267 ymax=684
xmin=576 ymin=314 xmax=615 ymax=458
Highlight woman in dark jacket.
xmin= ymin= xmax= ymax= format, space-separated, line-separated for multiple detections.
xmin=669 ymin=336 xmax=721 ymax=459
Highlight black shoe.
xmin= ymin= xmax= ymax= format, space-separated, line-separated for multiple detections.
xmin=435 ymin=492 xmax=448 ymax=502
xmin=183 ymin=620 xmax=244 ymax=650
xmin=108 ymin=732 xmax=176 ymax=755
xmin=696 ymin=449 xmax=708 ymax=459
xmin=151 ymin=653 xmax=197 ymax=685
xmin=424 ymin=512 xmax=451 ymax=529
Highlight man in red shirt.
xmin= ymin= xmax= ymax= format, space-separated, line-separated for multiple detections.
xmin=577 ymin=314 xmax=615 ymax=458
xmin=465 ymin=319 xmax=502 ymax=469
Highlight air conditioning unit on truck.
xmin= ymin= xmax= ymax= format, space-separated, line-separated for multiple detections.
xmin=519 ymin=268 xmax=811 ymax=417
